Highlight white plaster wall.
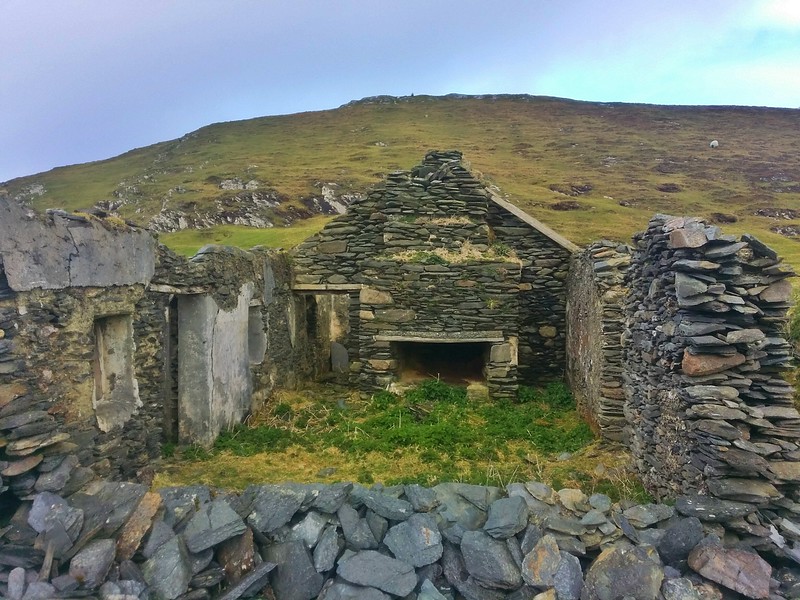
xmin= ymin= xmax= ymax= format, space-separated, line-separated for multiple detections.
xmin=93 ymin=314 xmax=142 ymax=432
xmin=178 ymin=283 xmax=254 ymax=446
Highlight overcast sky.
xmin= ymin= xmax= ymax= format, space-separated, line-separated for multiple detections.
xmin=2 ymin=0 xmax=799 ymax=183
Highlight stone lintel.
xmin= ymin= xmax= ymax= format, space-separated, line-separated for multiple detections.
xmin=375 ymin=332 xmax=504 ymax=343
xmin=148 ymin=283 xmax=211 ymax=295
xmin=293 ymin=284 xmax=363 ymax=293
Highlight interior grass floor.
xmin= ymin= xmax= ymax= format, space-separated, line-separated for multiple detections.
xmin=154 ymin=380 xmax=650 ymax=503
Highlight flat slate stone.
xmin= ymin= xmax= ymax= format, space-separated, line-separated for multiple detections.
xmin=160 ymin=485 xmax=211 ymax=530
xmin=7 ymin=567 xmax=25 ymax=600
xmin=675 ymin=495 xmax=756 ymax=522
xmin=290 ymin=510 xmax=329 ymax=548
xmin=554 ymin=551 xmax=583 ymax=600
xmin=706 ymin=478 xmax=781 ymax=503
xmin=460 ymin=530 xmax=522 ymax=590
xmin=384 ymin=513 xmax=443 ymax=567
xmin=338 ymin=504 xmax=378 ymax=550
xmin=76 ymin=481 xmax=148 ymax=536
xmin=188 ymin=546 xmax=214 ymax=576
xmin=404 ymin=484 xmax=439 ymax=512
xmin=216 ymin=527 xmax=255 ymax=585
xmin=688 ymin=542 xmax=771 ymax=599
xmin=657 ymin=517 xmax=704 ymax=567
xmin=688 ymin=404 xmax=747 ymax=421
xmin=588 ymin=493 xmax=611 ymax=513
xmin=216 ymin=561 xmax=276 ymax=600
xmin=682 ymin=352 xmax=746 ymax=376
xmin=484 ymin=495 xmax=529 ymax=539
xmin=310 ymin=482 xmax=352 ymax=514
xmin=34 ymin=454 xmax=78 ymax=493
xmin=675 ymin=272 xmax=709 ymax=297
xmin=28 ymin=492 xmax=68 ymax=533
xmin=661 ymin=578 xmax=701 ymax=600
xmin=726 ymin=329 xmax=765 ymax=344
xmin=522 ymin=534 xmax=561 ymax=588
xmin=623 ymin=503 xmax=674 ymax=528
xmin=313 ymin=524 xmax=342 ymax=572
xmin=2 ymin=454 xmax=42 ymax=477
xmin=362 ymin=491 xmax=414 ymax=521
xmin=557 ymin=488 xmax=589 ymax=512
xmin=583 ymin=545 xmax=664 ymax=600
xmin=69 ymin=538 xmax=116 ymax=590
xmin=142 ymin=519 xmax=175 ymax=559
xmin=18 ymin=581 xmax=56 ymax=600
xmin=263 ymin=541 xmax=323 ymax=600
xmin=246 ymin=485 xmax=306 ymax=534
xmin=142 ymin=535 xmax=192 ymax=600
xmin=116 ymin=491 xmax=162 ymax=561
xmin=418 ymin=579 xmax=449 ymax=600
xmin=321 ymin=582 xmax=390 ymax=600
xmin=184 ymin=499 xmax=247 ymax=553
xmin=337 ymin=550 xmax=417 ymax=597
xmin=365 ymin=510 xmax=388 ymax=544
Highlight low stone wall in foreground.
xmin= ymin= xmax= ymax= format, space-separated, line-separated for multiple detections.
xmin=1 ymin=478 xmax=798 ymax=600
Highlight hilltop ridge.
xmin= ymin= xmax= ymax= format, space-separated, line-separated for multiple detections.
xmin=2 ymin=94 xmax=799 ymax=264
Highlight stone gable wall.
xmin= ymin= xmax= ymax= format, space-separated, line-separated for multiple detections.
xmin=293 ymin=151 xmax=574 ymax=395
xmin=565 ymin=241 xmax=631 ymax=441
xmin=487 ymin=203 xmax=573 ymax=383
xmin=623 ymin=215 xmax=799 ymax=520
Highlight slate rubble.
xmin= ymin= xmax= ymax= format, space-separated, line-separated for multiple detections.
xmin=1 ymin=480 xmax=799 ymax=599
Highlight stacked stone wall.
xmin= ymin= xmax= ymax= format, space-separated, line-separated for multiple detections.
xmin=3 ymin=478 xmax=797 ymax=599
xmin=623 ymin=215 xmax=800 ymax=527
xmin=356 ymin=259 xmax=522 ymax=397
xmin=293 ymin=151 xmax=575 ymax=395
xmin=487 ymin=203 xmax=573 ymax=383
xmin=0 ymin=203 xmax=317 ymax=501
xmin=565 ymin=241 xmax=631 ymax=441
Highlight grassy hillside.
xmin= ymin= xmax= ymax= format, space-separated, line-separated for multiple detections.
xmin=3 ymin=94 xmax=800 ymax=265
xmin=158 ymin=216 xmax=334 ymax=257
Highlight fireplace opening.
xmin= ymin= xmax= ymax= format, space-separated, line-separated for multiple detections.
xmin=393 ymin=341 xmax=489 ymax=385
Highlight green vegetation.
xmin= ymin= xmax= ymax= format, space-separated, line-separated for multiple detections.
xmin=5 ymin=95 xmax=799 ymax=270
xmin=157 ymin=216 xmax=332 ymax=256
xmin=154 ymin=380 xmax=649 ymax=502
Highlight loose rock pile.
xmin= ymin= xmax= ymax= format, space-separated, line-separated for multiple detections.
xmin=624 ymin=215 xmax=800 ymax=550
xmin=3 ymin=478 xmax=800 ymax=599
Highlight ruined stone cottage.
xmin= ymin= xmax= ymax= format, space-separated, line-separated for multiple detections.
xmin=1 ymin=151 xmax=800 ymax=527
xmin=0 ymin=199 xmax=329 ymax=489
xmin=292 ymin=150 xmax=578 ymax=398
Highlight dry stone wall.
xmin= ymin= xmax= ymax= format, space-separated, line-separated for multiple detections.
xmin=293 ymin=151 xmax=576 ymax=396
xmin=3 ymin=479 xmax=798 ymax=600
xmin=566 ymin=241 xmax=631 ymax=441
xmin=0 ymin=199 xmax=317 ymax=502
xmin=487 ymin=202 xmax=574 ymax=383
xmin=623 ymin=215 xmax=800 ymax=525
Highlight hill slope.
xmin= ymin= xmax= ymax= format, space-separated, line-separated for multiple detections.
xmin=3 ymin=94 xmax=800 ymax=264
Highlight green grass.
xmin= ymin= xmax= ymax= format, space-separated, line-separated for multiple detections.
xmin=157 ymin=216 xmax=332 ymax=256
xmin=4 ymin=95 xmax=800 ymax=270
xmin=154 ymin=380 xmax=648 ymax=502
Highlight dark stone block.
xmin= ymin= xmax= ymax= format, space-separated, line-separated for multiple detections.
xmin=263 ymin=541 xmax=323 ymax=600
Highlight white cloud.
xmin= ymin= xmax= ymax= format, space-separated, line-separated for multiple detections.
xmin=749 ymin=0 xmax=800 ymax=29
